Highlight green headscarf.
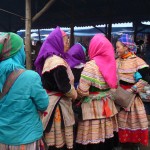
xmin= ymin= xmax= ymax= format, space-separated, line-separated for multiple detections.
xmin=0 ymin=32 xmax=23 ymax=61
xmin=0 ymin=32 xmax=25 ymax=92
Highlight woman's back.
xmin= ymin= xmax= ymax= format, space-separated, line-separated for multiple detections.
xmin=0 ymin=70 xmax=48 ymax=145
xmin=79 ymin=60 xmax=110 ymax=89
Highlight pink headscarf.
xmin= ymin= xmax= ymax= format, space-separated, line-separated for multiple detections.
xmin=89 ymin=34 xmax=117 ymax=88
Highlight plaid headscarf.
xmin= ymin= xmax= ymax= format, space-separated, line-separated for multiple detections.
xmin=0 ymin=32 xmax=23 ymax=61
xmin=118 ymin=34 xmax=137 ymax=53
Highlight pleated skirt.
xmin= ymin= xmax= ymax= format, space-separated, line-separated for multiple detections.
xmin=118 ymin=96 xmax=149 ymax=146
xmin=76 ymin=115 xmax=118 ymax=145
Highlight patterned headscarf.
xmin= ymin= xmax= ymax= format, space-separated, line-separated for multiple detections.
xmin=34 ymin=26 xmax=66 ymax=75
xmin=118 ymin=34 xmax=137 ymax=53
xmin=89 ymin=34 xmax=117 ymax=88
xmin=0 ymin=32 xmax=25 ymax=92
xmin=66 ymin=43 xmax=86 ymax=68
xmin=0 ymin=32 xmax=23 ymax=61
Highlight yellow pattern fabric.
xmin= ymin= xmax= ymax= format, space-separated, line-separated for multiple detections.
xmin=42 ymin=55 xmax=75 ymax=149
xmin=116 ymin=55 xmax=149 ymax=83
xmin=76 ymin=60 xmax=118 ymax=144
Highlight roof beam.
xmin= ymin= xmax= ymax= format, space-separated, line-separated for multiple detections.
xmin=32 ymin=0 xmax=56 ymax=23
xmin=0 ymin=8 xmax=25 ymax=20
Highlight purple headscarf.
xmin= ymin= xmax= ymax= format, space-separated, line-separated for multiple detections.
xmin=34 ymin=26 xmax=65 ymax=75
xmin=66 ymin=43 xmax=86 ymax=68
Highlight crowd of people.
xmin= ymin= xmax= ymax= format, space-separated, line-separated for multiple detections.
xmin=0 ymin=27 xmax=150 ymax=150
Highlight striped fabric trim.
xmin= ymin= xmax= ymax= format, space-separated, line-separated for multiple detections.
xmin=117 ymin=55 xmax=149 ymax=83
xmin=0 ymin=140 xmax=40 ymax=150
xmin=137 ymin=64 xmax=149 ymax=70
xmin=81 ymin=74 xmax=106 ymax=86
xmin=45 ymin=105 xmax=74 ymax=149
xmin=76 ymin=116 xmax=118 ymax=145
xmin=42 ymin=55 xmax=74 ymax=85
xmin=119 ymin=127 xmax=148 ymax=130
xmin=80 ymin=60 xmax=109 ymax=89
xmin=42 ymin=55 xmax=67 ymax=74
xmin=119 ymin=76 xmax=135 ymax=83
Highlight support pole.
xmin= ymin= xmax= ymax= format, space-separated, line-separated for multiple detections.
xmin=38 ymin=29 xmax=41 ymax=41
xmin=69 ymin=0 xmax=75 ymax=47
xmin=32 ymin=0 xmax=56 ymax=23
xmin=108 ymin=21 xmax=112 ymax=41
xmin=133 ymin=21 xmax=138 ymax=42
xmin=105 ymin=24 xmax=108 ymax=37
xmin=70 ymin=24 xmax=74 ymax=47
xmin=25 ymin=0 xmax=32 ymax=69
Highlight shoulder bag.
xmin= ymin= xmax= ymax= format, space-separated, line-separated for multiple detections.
xmin=110 ymin=60 xmax=135 ymax=109
xmin=0 ymin=69 xmax=25 ymax=99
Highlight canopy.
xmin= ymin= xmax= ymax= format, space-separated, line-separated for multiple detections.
xmin=0 ymin=0 xmax=150 ymax=32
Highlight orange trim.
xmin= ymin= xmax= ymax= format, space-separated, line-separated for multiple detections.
xmin=20 ymin=145 xmax=25 ymax=150
xmin=121 ymin=52 xmax=132 ymax=59
xmin=54 ymin=107 xmax=61 ymax=122
xmin=102 ymin=98 xmax=112 ymax=117
xmin=93 ymin=101 xmax=97 ymax=118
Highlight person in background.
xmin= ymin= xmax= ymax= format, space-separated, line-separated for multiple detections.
xmin=116 ymin=34 xmax=149 ymax=148
xmin=143 ymin=34 xmax=150 ymax=65
xmin=66 ymin=43 xmax=86 ymax=88
xmin=0 ymin=32 xmax=49 ymax=149
xmin=135 ymin=40 xmax=144 ymax=59
xmin=76 ymin=34 xmax=118 ymax=150
xmin=34 ymin=26 xmax=77 ymax=150
xmin=35 ymin=40 xmax=43 ymax=57
xmin=31 ymin=40 xmax=43 ymax=70
xmin=65 ymin=43 xmax=87 ymax=149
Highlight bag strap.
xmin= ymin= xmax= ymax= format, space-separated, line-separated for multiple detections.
xmin=0 ymin=69 xmax=26 ymax=99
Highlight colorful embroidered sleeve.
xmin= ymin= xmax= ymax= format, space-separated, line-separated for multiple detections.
xmin=42 ymin=55 xmax=67 ymax=74
xmin=136 ymin=56 xmax=149 ymax=70
xmin=77 ymin=63 xmax=92 ymax=97
xmin=131 ymin=79 xmax=148 ymax=93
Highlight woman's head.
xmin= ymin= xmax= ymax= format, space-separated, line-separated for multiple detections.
xmin=116 ymin=41 xmax=129 ymax=57
xmin=116 ymin=34 xmax=137 ymax=57
xmin=0 ymin=32 xmax=24 ymax=62
xmin=60 ymin=29 xmax=70 ymax=52
xmin=0 ymin=32 xmax=25 ymax=92
xmin=88 ymin=34 xmax=117 ymax=88
xmin=34 ymin=26 xmax=68 ymax=75
xmin=63 ymin=35 xmax=70 ymax=52
xmin=66 ymin=43 xmax=86 ymax=68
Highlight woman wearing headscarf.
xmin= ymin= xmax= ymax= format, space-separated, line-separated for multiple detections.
xmin=66 ymin=43 xmax=86 ymax=148
xmin=116 ymin=34 xmax=149 ymax=147
xmin=66 ymin=43 xmax=86 ymax=88
xmin=34 ymin=26 xmax=77 ymax=149
xmin=76 ymin=34 xmax=118 ymax=150
xmin=0 ymin=32 xmax=49 ymax=149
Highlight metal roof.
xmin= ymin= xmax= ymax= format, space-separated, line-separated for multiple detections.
xmin=0 ymin=0 xmax=150 ymax=32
